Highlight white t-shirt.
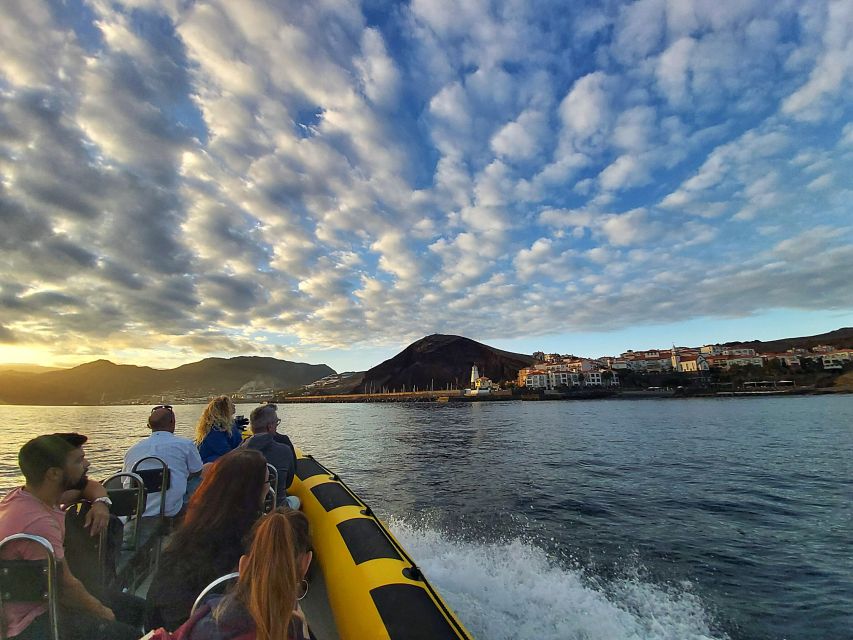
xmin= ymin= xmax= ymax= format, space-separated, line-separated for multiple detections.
xmin=123 ymin=431 xmax=203 ymax=517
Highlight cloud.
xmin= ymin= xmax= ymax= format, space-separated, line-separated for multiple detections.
xmin=0 ymin=0 xmax=850 ymax=367
xmin=781 ymin=0 xmax=853 ymax=121
xmin=557 ymin=72 xmax=613 ymax=154
xmin=600 ymin=209 xmax=655 ymax=246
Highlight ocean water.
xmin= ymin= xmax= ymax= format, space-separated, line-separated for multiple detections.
xmin=0 ymin=397 xmax=850 ymax=640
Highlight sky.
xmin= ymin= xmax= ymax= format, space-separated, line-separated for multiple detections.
xmin=1 ymin=0 xmax=852 ymax=374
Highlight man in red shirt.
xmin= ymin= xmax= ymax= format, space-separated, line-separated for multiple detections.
xmin=0 ymin=433 xmax=141 ymax=639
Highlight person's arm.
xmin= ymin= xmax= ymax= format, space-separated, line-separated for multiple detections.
xmin=186 ymin=443 xmax=204 ymax=480
xmin=59 ymin=560 xmax=114 ymax=621
xmin=60 ymin=479 xmax=110 ymax=536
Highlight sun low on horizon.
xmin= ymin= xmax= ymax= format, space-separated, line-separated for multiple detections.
xmin=1 ymin=0 xmax=852 ymax=373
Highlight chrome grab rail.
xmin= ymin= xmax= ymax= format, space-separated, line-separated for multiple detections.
xmin=0 ymin=533 xmax=60 ymax=640
xmin=102 ymin=471 xmax=146 ymax=553
xmin=190 ymin=571 xmax=239 ymax=615
xmin=266 ymin=463 xmax=279 ymax=502
xmin=130 ymin=456 xmax=171 ymax=520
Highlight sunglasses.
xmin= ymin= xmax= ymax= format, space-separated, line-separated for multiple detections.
xmin=151 ymin=405 xmax=174 ymax=412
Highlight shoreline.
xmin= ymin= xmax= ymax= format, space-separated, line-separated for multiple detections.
xmin=1 ymin=388 xmax=849 ymax=407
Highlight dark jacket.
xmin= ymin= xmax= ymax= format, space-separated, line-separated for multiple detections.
xmin=198 ymin=424 xmax=243 ymax=464
xmin=145 ymin=543 xmax=244 ymax=631
xmin=241 ymin=432 xmax=297 ymax=502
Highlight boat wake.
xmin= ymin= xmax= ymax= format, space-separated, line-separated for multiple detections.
xmin=387 ymin=517 xmax=729 ymax=640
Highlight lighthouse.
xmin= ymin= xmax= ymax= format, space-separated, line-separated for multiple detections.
xmin=470 ymin=364 xmax=479 ymax=386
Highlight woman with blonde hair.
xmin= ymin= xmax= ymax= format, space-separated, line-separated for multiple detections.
xmin=195 ymin=395 xmax=243 ymax=463
xmin=171 ymin=508 xmax=313 ymax=640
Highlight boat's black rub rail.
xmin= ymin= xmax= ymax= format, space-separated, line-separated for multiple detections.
xmin=310 ymin=483 xmax=360 ymax=511
xmin=297 ymin=454 xmax=472 ymax=640
xmin=337 ymin=518 xmax=402 ymax=565
xmin=296 ymin=457 xmax=327 ymax=481
xmin=371 ymin=583 xmax=461 ymax=640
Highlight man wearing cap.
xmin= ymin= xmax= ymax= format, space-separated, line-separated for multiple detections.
xmin=123 ymin=405 xmax=204 ymax=518
xmin=0 ymin=433 xmax=142 ymax=639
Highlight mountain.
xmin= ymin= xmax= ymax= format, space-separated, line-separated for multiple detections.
xmin=0 ymin=364 xmax=64 ymax=374
xmin=723 ymin=327 xmax=853 ymax=352
xmin=355 ymin=334 xmax=534 ymax=393
xmin=0 ymin=357 xmax=335 ymax=405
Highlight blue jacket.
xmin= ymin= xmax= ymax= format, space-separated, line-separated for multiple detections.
xmin=198 ymin=424 xmax=243 ymax=464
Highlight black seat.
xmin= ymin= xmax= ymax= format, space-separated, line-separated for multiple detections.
xmin=135 ymin=467 xmax=171 ymax=494
xmin=0 ymin=534 xmax=60 ymax=640
xmin=130 ymin=457 xmax=171 ymax=520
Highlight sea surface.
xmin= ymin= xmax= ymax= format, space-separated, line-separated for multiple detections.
xmin=0 ymin=397 xmax=850 ymax=640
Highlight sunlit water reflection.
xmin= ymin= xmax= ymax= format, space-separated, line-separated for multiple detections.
xmin=1 ymin=397 xmax=850 ymax=640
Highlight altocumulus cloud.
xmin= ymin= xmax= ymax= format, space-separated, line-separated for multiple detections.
xmin=0 ymin=0 xmax=852 ymax=364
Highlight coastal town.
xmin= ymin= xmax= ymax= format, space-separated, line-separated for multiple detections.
xmin=516 ymin=343 xmax=853 ymax=391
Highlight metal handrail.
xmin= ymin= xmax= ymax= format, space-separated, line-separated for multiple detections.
xmin=190 ymin=571 xmax=239 ymax=615
xmin=264 ymin=486 xmax=277 ymax=514
xmin=102 ymin=471 xmax=146 ymax=555
xmin=266 ymin=463 xmax=279 ymax=501
xmin=130 ymin=456 xmax=170 ymax=520
xmin=0 ymin=534 xmax=60 ymax=640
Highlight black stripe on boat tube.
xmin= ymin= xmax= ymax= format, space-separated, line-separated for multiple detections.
xmin=310 ymin=482 xmax=361 ymax=511
xmin=337 ymin=518 xmax=402 ymax=564
xmin=370 ymin=583 xmax=461 ymax=639
xmin=295 ymin=457 xmax=327 ymax=480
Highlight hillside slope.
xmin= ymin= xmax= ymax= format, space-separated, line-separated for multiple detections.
xmin=355 ymin=334 xmax=534 ymax=393
xmin=0 ymin=357 xmax=334 ymax=405
xmin=724 ymin=327 xmax=853 ymax=352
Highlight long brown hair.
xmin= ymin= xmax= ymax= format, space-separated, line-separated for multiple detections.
xmin=234 ymin=512 xmax=300 ymax=640
xmin=163 ymin=449 xmax=266 ymax=581
xmin=194 ymin=395 xmax=235 ymax=444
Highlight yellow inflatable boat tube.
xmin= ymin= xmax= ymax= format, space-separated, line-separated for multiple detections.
xmin=290 ymin=449 xmax=473 ymax=640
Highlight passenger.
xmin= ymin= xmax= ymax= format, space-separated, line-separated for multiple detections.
xmin=195 ymin=396 xmax=243 ymax=464
xmin=241 ymin=404 xmax=300 ymax=509
xmin=123 ymin=405 xmax=204 ymax=518
xmin=0 ymin=433 xmax=143 ymax=640
xmin=173 ymin=508 xmax=313 ymax=640
xmin=145 ymin=449 xmax=269 ymax=631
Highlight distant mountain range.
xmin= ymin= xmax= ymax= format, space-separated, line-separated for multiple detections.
xmin=723 ymin=327 xmax=853 ymax=352
xmin=2 ymin=327 xmax=850 ymax=405
xmin=0 ymin=364 xmax=64 ymax=374
xmin=0 ymin=357 xmax=335 ymax=405
xmin=355 ymin=334 xmax=534 ymax=393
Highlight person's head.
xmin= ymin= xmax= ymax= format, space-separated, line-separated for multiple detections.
xmin=194 ymin=395 xmax=236 ymax=444
xmin=148 ymin=405 xmax=176 ymax=433
xmin=233 ymin=510 xmax=311 ymax=640
xmin=249 ymin=404 xmax=280 ymax=435
xmin=279 ymin=507 xmax=312 ymax=579
xmin=169 ymin=448 xmax=267 ymax=561
xmin=18 ymin=433 xmax=90 ymax=492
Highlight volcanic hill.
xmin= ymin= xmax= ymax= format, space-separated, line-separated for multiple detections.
xmin=355 ymin=334 xmax=534 ymax=393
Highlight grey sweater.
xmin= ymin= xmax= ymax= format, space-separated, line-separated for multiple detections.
xmin=241 ymin=432 xmax=297 ymax=503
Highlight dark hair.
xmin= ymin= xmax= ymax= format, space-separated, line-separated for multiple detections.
xmin=276 ymin=507 xmax=311 ymax=557
xmin=18 ymin=433 xmax=88 ymax=485
xmin=161 ymin=449 xmax=267 ymax=590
